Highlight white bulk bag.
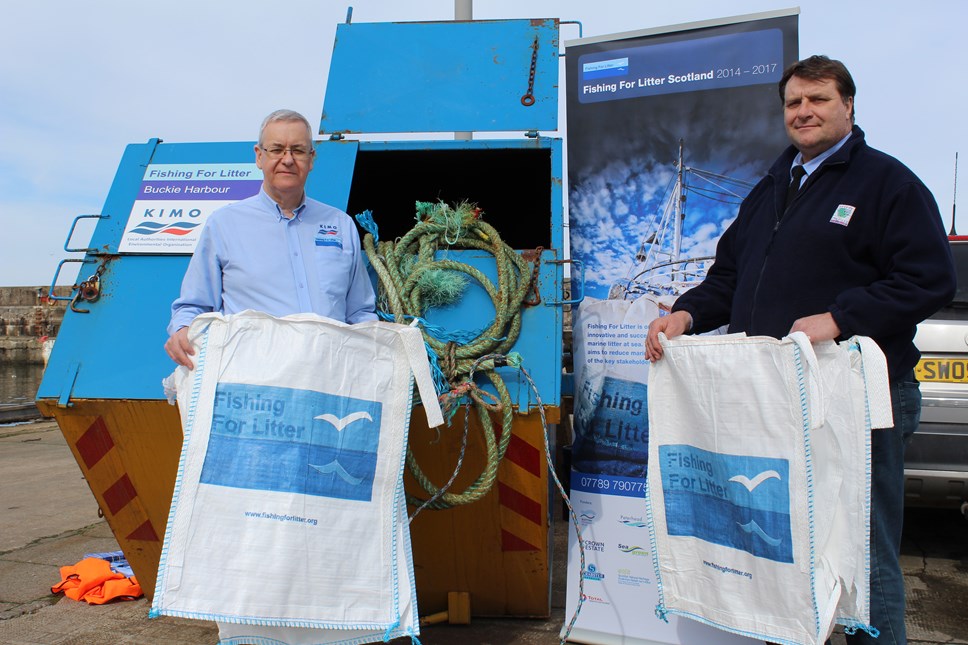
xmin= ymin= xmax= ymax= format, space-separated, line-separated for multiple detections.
xmin=645 ymin=332 xmax=891 ymax=645
xmin=152 ymin=311 xmax=442 ymax=645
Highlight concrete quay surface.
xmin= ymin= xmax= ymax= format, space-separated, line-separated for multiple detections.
xmin=1 ymin=420 xmax=966 ymax=645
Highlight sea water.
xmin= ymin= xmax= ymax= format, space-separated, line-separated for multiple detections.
xmin=0 ymin=362 xmax=45 ymax=406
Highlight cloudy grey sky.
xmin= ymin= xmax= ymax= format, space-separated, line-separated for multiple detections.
xmin=1 ymin=0 xmax=965 ymax=286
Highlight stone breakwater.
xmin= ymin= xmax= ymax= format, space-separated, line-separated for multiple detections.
xmin=0 ymin=287 xmax=69 ymax=363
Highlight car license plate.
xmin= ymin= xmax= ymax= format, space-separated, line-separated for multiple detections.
xmin=916 ymin=358 xmax=968 ymax=383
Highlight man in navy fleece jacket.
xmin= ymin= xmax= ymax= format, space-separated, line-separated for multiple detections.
xmin=646 ymin=55 xmax=955 ymax=645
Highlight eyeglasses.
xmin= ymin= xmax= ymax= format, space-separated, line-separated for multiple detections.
xmin=260 ymin=145 xmax=315 ymax=160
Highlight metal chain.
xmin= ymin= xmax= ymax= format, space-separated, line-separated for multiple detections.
xmin=523 ymin=246 xmax=544 ymax=306
xmin=521 ymin=35 xmax=538 ymax=106
xmin=71 ymin=264 xmax=106 ymax=313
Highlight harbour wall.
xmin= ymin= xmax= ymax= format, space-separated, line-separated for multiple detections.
xmin=0 ymin=287 xmax=69 ymax=363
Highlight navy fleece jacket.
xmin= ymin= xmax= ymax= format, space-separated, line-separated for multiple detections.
xmin=673 ymin=126 xmax=956 ymax=380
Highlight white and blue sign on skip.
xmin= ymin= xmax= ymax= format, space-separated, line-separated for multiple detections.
xmin=200 ymin=383 xmax=383 ymax=502
xmin=659 ymin=445 xmax=792 ymax=563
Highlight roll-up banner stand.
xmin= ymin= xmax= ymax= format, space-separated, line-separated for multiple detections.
xmin=564 ymin=9 xmax=799 ymax=644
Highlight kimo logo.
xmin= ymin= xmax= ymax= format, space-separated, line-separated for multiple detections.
xmin=315 ymin=224 xmax=342 ymax=249
xmin=129 ymin=208 xmax=203 ymax=236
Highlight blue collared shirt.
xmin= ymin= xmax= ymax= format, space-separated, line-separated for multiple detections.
xmin=168 ymin=189 xmax=377 ymax=335
xmin=790 ymin=130 xmax=853 ymax=187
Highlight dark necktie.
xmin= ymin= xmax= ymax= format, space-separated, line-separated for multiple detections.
xmin=784 ymin=164 xmax=807 ymax=212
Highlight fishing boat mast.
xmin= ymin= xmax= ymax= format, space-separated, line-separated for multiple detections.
xmin=672 ymin=138 xmax=685 ymax=283
xmin=608 ymin=140 xmax=754 ymax=301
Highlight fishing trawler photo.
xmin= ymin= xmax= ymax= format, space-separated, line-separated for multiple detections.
xmin=608 ymin=139 xmax=754 ymax=305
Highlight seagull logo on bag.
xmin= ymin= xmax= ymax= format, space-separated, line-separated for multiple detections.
xmin=308 ymin=411 xmax=375 ymax=485
xmin=659 ymin=445 xmax=793 ymax=563
xmin=736 ymin=520 xmax=783 ymax=546
xmin=728 ymin=470 xmax=781 ymax=492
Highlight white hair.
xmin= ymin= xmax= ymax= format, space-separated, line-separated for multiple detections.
xmin=258 ymin=109 xmax=313 ymax=146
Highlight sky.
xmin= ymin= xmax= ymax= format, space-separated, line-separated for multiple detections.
xmin=1 ymin=0 xmax=965 ymax=287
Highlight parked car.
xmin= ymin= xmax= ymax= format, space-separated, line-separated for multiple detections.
xmin=907 ymin=235 xmax=968 ymax=517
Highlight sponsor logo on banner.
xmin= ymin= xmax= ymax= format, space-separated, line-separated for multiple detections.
xmin=659 ymin=444 xmax=792 ymax=562
xmin=582 ymin=57 xmax=629 ymax=80
xmin=201 ymin=382 xmax=383 ymax=502
xmin=616 ymin=568 xmax=652 ymax=587
xmin=583 ymin=564 xmax=606 ymax=581
xmin=618 ymin=543 xmax=650 ymax=557
xmin=617 ymin=514 xmax=648 ymax=529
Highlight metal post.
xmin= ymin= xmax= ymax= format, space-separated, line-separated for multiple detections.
xmin=455 ymin=0 xmax=473 ymax=141
xmin=950 ymin=152 xmax=959 ymax=236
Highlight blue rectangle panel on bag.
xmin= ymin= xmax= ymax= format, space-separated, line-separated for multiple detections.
xmin=200 ymin=383 xmax=383 ymax=502
xmin=659 ymin=444 xmax=793 ymax=562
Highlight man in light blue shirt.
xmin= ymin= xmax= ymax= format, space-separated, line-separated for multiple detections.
xmin=165 ymin=109 xmax=377 ymax=368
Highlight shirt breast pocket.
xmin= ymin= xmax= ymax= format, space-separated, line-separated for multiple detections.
xmin=313 ymin=244 xmax=354 ymax=290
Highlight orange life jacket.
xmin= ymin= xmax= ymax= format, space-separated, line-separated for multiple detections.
xmin=51 ymin=557 xmax=143 ymax=604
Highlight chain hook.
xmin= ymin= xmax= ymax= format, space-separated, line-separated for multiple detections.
xmin=79 ymin=273 xmax=101 ymax=302
xmin=71 ymin=264 xmax=105 ymax=313
xmin=520 ymin=35 xmax=539 ymax=106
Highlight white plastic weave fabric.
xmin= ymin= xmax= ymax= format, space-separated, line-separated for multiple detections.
xmin=645 ymin=332 xmax=891 ymax=645
xmin=152 ymin=311 xmax=443 ymax=645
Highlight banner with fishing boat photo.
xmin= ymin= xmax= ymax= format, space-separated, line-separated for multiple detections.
xmin=563 ymin=10 xmax=798 ymax=644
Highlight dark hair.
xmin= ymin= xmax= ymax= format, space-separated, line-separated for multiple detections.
xmin=779 ymin=55 xmax=856 ymax=120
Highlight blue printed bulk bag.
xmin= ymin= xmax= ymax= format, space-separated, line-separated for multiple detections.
xmin=645 ymin=332 xmax=892 ymax=645
xmin=153 ymin=311 xmax=443 ymax=645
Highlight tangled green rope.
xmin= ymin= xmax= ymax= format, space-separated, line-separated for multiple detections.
xmin=359 ymin=201 xmax=539 ymax=509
